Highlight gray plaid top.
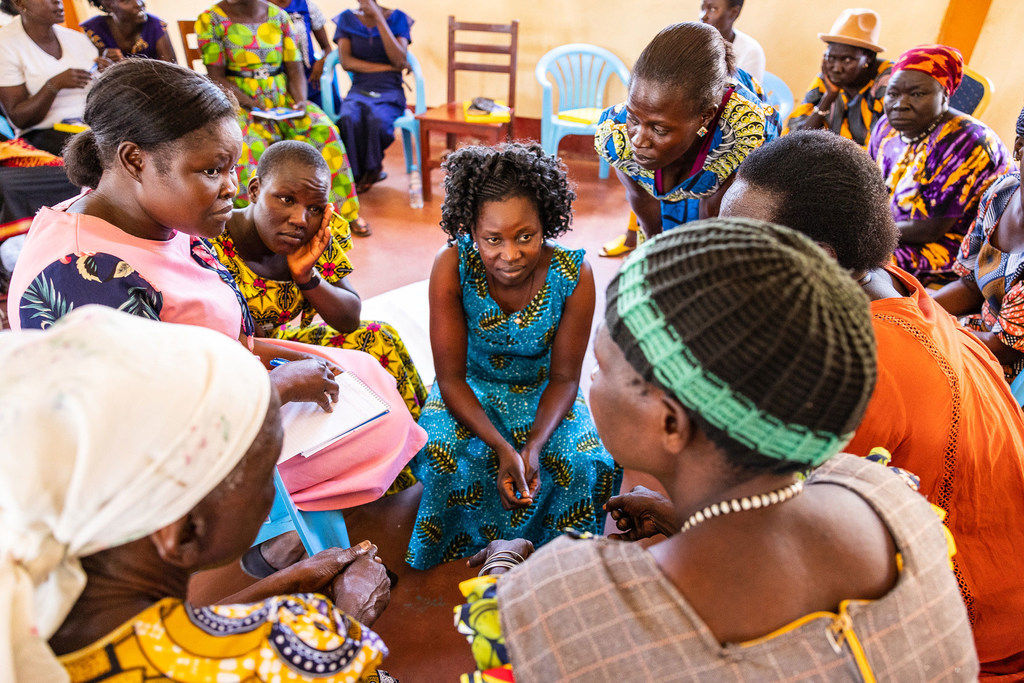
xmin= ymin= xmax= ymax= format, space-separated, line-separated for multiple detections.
xmin=498 ymin=453 xmax=978 ymax=682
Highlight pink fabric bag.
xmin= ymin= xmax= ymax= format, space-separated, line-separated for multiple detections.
xmin=264 ymin=338 xmax=427 ymax=511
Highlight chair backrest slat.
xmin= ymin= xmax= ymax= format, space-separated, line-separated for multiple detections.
xmin=445 ymin=15 xmax=519 ymax=111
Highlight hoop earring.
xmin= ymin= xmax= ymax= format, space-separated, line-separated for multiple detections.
xmin=472 ymin=242 xmax=479 ymax=251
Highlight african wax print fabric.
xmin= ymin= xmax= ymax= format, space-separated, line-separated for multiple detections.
xmin=954 ymin=172 xmax=1024 ymax=380
xmin=784 ymin=59 xmax=893 ymax=147
xmin=892 ymin=44 xmax=963 ymax=95
xmin=195 ymin=4 xmax=360 ymax=222
xmin=209 ymin=215 xmax=426 ymax=417
xmin=870 ymin=112 xmax=1012 ymax=285
xmin=81 ymin=13 xmax=168 ymax=59
xmin=595 ymin=79 xmax=779 ymax=232
xmin=405 ymin=237 xmax=620 ymax=570
xmin=59 ymin=595 xmax=390 ymax=682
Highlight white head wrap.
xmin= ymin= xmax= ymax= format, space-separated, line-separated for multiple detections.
xmin=0 ymin=306 xmax=272 ymax=682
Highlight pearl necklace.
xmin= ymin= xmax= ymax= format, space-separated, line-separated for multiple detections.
xmin=680 ymin=480 xmax=804 ymax=533
xmin=899 ymin=116 xmax=942 ymax=145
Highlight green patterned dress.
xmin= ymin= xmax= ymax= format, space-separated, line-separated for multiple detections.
xmin=195 ymin=4 xmax=359 ymax=222
xmin=406 ymin=237 xmax=621 ymax=569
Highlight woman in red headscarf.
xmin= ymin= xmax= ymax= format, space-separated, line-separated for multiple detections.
xmin=869 ymin=44 xmax=1012 ymax=286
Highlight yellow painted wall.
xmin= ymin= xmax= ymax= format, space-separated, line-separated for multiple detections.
xmin=77 ymin=0 xmax=1020 ymax=145
xmin=966 ymin=0 xmax=1024 ymax=146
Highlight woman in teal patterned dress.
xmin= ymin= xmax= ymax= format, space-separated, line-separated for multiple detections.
xmin=406 ymin=143 xmax=620 ymax=570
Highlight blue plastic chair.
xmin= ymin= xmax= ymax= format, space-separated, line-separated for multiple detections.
xmin=761 ymin=71 xmax=794 ymax=122
xmin=0 ymin=115 xmax=15 ymax=140
xmin=253 ymin=468 xmax=350 ymax=556
xmin=535 ymin=44 xmax=630 ymax=179
xmin=1010 ymin=372 xmax=1024 ymax=408
xmin=319 ymin=49 xmax=426 ymax=174
xmin=950 ymin=66 xmax=992 ymax=117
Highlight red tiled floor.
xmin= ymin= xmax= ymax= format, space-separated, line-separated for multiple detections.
xmin=189 ymin=140 xmax=656 ymax=681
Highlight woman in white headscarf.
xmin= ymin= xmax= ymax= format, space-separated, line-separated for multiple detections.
xmin=0 ymin=305 xmax=394 ymax=682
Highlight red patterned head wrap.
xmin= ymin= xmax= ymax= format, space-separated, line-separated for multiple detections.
xmin=892 ymin=44 xmax=964 ymax=95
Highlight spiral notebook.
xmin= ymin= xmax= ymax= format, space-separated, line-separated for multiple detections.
xmin=277 ymin=371 xmax=390 ymax=462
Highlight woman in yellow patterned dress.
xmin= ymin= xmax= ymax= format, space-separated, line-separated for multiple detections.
xmin=210 ymin=141 xmax=426 ymax=417
xmin=196 ymin=0 xmax=371 ymax=236
xmin=2 ymin=306 xmax=395 ymax=683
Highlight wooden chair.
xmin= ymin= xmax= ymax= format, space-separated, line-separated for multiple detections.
xmin=416 ymin=16 xmax=519 ymax=201
xmin=177 ymin=19 xmax=204 ymax=72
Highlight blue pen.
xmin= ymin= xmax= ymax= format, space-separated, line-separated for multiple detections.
xmin=269 ymin=357 xmax=290 ymax=368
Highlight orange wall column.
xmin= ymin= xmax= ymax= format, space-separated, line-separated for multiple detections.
xmin=937 ymin=0 xmax=993 ymax=62
xmin=62 ymin=0 xmax=81 ymax=30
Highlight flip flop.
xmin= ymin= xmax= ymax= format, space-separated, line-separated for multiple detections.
xmin=599 ymin=233 xmax=636 ymax=257
xmin=352 ymin=217 xmax=372 ymax=237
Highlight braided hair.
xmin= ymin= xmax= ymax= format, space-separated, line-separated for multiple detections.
xmin=605 ymin=218 xmax=877 ymax=475
xmin=439 ymin=142 xmax=575 ymax=244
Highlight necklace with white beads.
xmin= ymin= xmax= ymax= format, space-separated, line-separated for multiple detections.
xmin=680 ymin=480 xmax=804 ymax=533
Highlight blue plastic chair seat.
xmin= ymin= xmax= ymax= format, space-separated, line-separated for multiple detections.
xmin=254 ymin=468 xmax=350 ymax=556
xmin=761 ymin=71 xmax=794 ymax=122
xmin=535 ymin=44 xmax=630 ymax=179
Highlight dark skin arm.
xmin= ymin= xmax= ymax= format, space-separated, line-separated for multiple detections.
xmin=309 ymin=26 xmax=331 ymax=83
xmin=428 ymin=246 xmax=533 ymax=508
xmin=154 ymin=33 xmax=178 ymax=63
xmin=347 ymin=0 xmax=407 ymax=70
xmin=897 ymin=215 xmax=959 ymax=244
xmin=287 ymin=210 xmax=362 ymax=333
xmin=206 ymin=63 xmax=258 ymax=110
xmin=337 ymin=38 xmax=407 ymax=74
xmin=788 ymin=61 xmax=839 ymax=132
xmin=698 ymin=173 xmax=734 ymax=220
xmin=285 ymin=58 xmax=308 ymax=107
xmin=933 ymin=278 xmax=1023 ymax=365
xmin=616 ymin=169 xmax=663 ymax=237
xmin=933 ymin=277 xmax=984 ymax=316
xmin=516 ymin=260 xmax=596 ymax=498
xmin=0 ymin=69 xmax=92 ymax=130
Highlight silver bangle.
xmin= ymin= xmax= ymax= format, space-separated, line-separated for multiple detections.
xmin=815 ymin=106 xmax=830 ymax=117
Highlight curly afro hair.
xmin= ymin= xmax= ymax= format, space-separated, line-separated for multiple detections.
xmin=439 ymin=142 xmax=576 ymax=244
xmin=86 ymin=0 xmax=108 ymax=10
xmin=733 ymin=130 xmax=898 ymax=271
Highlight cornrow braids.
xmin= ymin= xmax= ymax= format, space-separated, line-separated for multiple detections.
xmin=439 ymin=142 xmax=576 ymax=244
xmin=1016 ymin=101 xmax=1024 ymax=139
xmin=605 ymin=218 xmax=877 ymax=475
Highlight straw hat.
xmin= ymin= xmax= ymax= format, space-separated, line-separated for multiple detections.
xmin=818 ymin=8 xmax=885 ymax=53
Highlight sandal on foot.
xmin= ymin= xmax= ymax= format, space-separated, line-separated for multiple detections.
xmin=599 ymin=233 xmax=636 ymax=257
xmin=352 ymin=217 xmax=372 ymax=237
xmin=240 ymin=542 xmax=279 ymax=579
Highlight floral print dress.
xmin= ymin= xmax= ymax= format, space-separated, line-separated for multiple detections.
xmin=195 ymin=3 xmax=360 ymax=222
xmin=209 ymin=214 xmax=426 ymax=417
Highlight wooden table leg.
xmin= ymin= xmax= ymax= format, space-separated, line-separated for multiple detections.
xmin=420 ymin=123 xmax=432 ymax=202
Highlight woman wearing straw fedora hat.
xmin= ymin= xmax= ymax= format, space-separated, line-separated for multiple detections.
xmin=785 ymin=8 xmax=892 ymax=147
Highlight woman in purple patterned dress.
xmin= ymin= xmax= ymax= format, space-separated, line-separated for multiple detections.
xmin=81 ymin=0 xmax=176 ymax=62
xmin=869 ymin=44 xmax=1011 ymax=286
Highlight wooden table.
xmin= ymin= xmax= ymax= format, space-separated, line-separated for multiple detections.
xmin=416 ymin=103 xmax=512 ymax=201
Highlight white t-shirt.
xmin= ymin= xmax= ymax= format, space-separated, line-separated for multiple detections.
xmin=731 ymin=28 xmax=766 ymax=82
xmin=0 ymin=18 xmax=98 ymax=134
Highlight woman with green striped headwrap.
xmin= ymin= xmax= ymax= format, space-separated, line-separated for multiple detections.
xmin=454 ymin=218 xmax=977 ymax=682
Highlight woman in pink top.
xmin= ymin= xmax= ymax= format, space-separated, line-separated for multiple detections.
xmin=9 ymin=59 xmax=425 ymax=520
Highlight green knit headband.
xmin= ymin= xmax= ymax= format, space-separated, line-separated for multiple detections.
xmin=608 ymin=222 xmax=875 ymax=467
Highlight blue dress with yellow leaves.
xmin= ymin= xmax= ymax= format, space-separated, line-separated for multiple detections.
xmin=406 ymin=237 xmax=620 ymax=570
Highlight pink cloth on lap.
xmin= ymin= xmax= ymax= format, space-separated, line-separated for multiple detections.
xmin=265 ymin=337 xmax=427 ymax=511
